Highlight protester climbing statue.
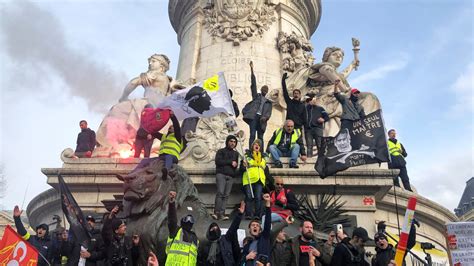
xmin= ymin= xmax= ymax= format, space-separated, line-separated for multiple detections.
xmin=286 ymin=39 xmax=381 ymax=137
xmin=91 ymin=54 xmax=183 ymax=157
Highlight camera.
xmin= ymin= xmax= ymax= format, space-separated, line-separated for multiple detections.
xmin=420 ymin=242 xmax=435 ymax=250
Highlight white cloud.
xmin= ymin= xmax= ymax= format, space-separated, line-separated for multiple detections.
xmin=351 ymin=55 xmax=410 ymax=86
xmin=450 ymin=62 xmax=474 ymax=114
xmin=411 ymin=147 xmax=474 ymax=211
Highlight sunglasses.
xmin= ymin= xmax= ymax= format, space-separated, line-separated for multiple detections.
xmin=275 ymin=183 xmax=284 ymax=186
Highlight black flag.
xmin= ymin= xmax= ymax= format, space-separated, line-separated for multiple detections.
xmin=58 ymin=174 xmax=91 ymax=248
xmin=315 ymin=110 xmax=389 ymax=178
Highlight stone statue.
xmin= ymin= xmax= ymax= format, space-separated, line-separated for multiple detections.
xmin=92 ymin=54 xmax=182 ymax=157
xmin=277 ymin=31 xmax=314 ymax=72
xmin=117 ymin=159 xmax=208 ymax=265
xmin=287 ymin=45 xmax=381 ymax=137
xmin=119 ymin=54 xmax=176 ymax=106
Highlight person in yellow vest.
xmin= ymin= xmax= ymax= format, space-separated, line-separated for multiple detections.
xmin=165 ymin=191 xmax=199 ymax=266
xmin=130 ymin=111 xmax=184 ymax=180
xmin=267 ymin=119 xmax=307 ymax=168
xmin=387 ymin=129 xmax=412 ymax=191
xmin=242 ymin=139 xmax=268 ymax=220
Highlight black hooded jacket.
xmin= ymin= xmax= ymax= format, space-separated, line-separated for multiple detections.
xmin=14 ymin=217 xmax=55 ymax=266
xmin=198 ymin=213 xmax=243 ymax=266
xmin=215 ymin=135 xmax=240 ymax=178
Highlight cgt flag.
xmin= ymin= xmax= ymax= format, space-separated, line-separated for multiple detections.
xmin=315 ymin=109 xmax=389 ymax=178
xmin=58 ymin=174 xmax=91 ymax=249
xmin=0 ymin=225 xmax=38 ymax=265
xmin=157 ymin=72 xmax=234 ymax=120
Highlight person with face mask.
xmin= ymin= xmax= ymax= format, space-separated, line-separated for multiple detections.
xmin=330 ymin=227 xmax=370 ymax=266
xmin=242 ymin=61 xmax=273 ymax=151
xmin=13 ymin=205 xmax=55 ymax=266
xmin=166 ymin=191 xmax=199 ymax=266
xmin=198 ymin=202 xmax=246 ymax=266
xmin=333 ymin=80 xmax=365 ymax=130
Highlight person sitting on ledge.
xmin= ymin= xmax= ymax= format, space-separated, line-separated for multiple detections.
xmin=74 ymin=120 xmax=96 ymax=158
xmin=267 ymin=119 xmax=307 ymax=168
xmin=269 ymin=177 xmax=299 ymax=222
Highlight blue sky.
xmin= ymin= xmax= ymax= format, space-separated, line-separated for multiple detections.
xmin=0 ymin=0 xmax=472 ymax=212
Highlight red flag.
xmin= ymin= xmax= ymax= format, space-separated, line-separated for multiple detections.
xmin=141 ymin=107 xmax=171 ymax=134
xmin=0 ymin=225 xmax=38 ymax=266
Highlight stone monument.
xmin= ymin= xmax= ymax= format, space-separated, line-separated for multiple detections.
xmin=169 ymin=0 xmax=322 ymax=146
xmin=32 ymin=1 xmax=457 ymax=265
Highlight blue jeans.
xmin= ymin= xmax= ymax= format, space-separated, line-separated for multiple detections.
xmin=243 ymin=183 xmax=263 ymax=217
xmin=261 ymin=213 xmax=284 ymax=229
xmin=249 ymin=117 xmax=265 ymax=150
xmin=268 ymin=143 xmax=300 ymax=165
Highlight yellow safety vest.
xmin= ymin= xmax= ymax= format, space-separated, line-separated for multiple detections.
xmin=273 ymin=128 xmax=301 ymax=148
xmin=165 ymin=228 xmax=198 ymax=266
xmin=159 ymin=133 xmax=183 ymax=159
xmin=242 ymin=155 xmax=266 ymax=186
xmin=388 ymin=140 xmax=402 ymax=156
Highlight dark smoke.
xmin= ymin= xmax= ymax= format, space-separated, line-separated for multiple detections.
xmin=0 ymin=0 xmax=127 ymax=113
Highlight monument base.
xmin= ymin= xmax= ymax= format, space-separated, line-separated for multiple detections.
xmin=34 ymin=156 xmax=456 ymax=265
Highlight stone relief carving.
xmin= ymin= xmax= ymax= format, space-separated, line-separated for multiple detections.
xmin=180 ymin=113 xmax=245 ymax=164
xmin=204 ymin=0 xmax=276 ymax=46
xmin=277 ymin=31 xmax=314 ymax=72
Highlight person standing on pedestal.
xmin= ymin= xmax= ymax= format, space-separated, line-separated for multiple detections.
xmin=305 ymin=96 xmax=329 ymax=157
xmin=75 ymin=120 xmax=96 ymax=158
xmin=242 ymin=61 xmax=273 ymax=151
xmin=281 ymin=73 xmax=306 ymax=130
xmin=333 ymin=80 xmax=365 ymax=130
xmin=387 ymin=129 xmax=413 ymax=191
xmin=212 ymin=135 xmax=240 ymax=220
xmin=242 ymin=139 xmax=268 ymax=220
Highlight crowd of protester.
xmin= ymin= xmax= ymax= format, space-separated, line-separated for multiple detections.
xmin=39 ymin=60 xmax=417 ymax=265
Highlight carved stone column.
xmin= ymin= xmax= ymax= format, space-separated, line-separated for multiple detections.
xmin=169 ymin=0 xmax=321 ymax=147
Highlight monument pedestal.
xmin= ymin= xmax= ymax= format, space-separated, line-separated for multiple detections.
xmin=34 ymin=156 xmax=457 ymax=264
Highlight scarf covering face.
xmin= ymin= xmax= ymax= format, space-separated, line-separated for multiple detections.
xmin=253 ymin=151 xmax=262 ymax=164
xmin=206 ymin=223 xmax=221 ymax=264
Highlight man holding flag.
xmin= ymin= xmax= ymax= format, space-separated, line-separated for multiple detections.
xmin=12 ymin=205 xmax=55 ymax=265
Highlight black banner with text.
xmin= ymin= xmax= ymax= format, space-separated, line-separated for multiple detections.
xmin=315 ymin=110 xmax=389 ymax=178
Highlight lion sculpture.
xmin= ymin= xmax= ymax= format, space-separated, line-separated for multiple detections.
xmin=116 ymin=159 xmax=208 ymax=265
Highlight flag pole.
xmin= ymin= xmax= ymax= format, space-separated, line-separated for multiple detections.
xmin=380 ymin=109 xmax=401 ymax=236
xmin=221 ymin=72 xmax=254 ymax=199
